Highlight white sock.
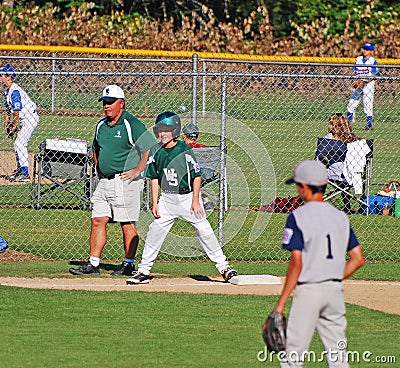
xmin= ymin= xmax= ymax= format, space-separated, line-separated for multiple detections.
xmin=89 ymin=256 xmax=100 ymax=267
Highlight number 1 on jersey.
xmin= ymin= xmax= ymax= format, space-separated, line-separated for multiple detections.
xmin=326 ymin=234 xmax=333 ymax=259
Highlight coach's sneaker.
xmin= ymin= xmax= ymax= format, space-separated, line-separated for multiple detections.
xmin=126 ymin=272 xmax=151 ymax=285
xmin=221 ymin=266 xmax=238 ymax=282
xmin=69 ymin=262 xmax=100 ymax=275
xmin=111 ymin=261 xmax=135 ymax=276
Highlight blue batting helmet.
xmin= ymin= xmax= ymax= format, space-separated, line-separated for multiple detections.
xmin=1 ymin=65 xmax=16 ymax=79
xmin=362 ymin=43 xmax=375 ymax=51
xmin=153 ymin=111 xmax=181 ymax=138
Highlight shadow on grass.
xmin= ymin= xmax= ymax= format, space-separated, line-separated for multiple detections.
xmin=69 ymin=260 xmax=120 ymax=272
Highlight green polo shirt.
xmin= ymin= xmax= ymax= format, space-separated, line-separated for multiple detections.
xmin=93 ymin=110 xmax=156 ymax=177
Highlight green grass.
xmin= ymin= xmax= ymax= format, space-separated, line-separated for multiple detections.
xmin=0 ymin=259 xmax=398 ymax=368
xmin=1 ymin=208 xmax=399 ymax=262
xmin=0 ymin=285 xmax=398 ymax=368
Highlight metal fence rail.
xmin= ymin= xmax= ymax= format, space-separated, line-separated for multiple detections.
xmin=0 ymin=48 xmax=399 ymax=263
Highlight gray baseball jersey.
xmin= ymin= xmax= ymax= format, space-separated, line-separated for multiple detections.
xmin=282 ymin=201 xmax=359 ymax=284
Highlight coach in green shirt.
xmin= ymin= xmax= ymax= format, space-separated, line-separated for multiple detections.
xmin=69 ymin=84 xmax=156 ymax=277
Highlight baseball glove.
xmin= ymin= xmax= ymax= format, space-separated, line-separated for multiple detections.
xmin=261 ymin=311 xmax=287 ymax=352
xmin=353 ymin=79 xmax=364 ymax=89
xmin=5 ymin=123 xmax=18 ymax=139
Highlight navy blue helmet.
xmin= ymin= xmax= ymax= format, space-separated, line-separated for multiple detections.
xmin=153 ymin=111 xmax=181 ymax=138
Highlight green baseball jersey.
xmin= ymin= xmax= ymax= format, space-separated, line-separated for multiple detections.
xmin=146 ymin=140 xmax=202 ymax=194
xmin=93 ymin=110 xmax=156 ymax=176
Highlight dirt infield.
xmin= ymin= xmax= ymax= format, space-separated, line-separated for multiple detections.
xmin=1 ymin=275 xmax=399 ymax=315
xmin=1 ymin=251 xmax=399 ymax=315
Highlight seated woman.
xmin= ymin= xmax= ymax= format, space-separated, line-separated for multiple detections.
xmin=316 ymin=113 xmax=361 ymax=213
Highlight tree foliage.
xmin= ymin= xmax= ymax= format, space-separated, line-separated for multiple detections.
xmin=8 ymin=0 xmax=398 ymax=37
xmin=1 ymin=0 xmax=400 ymax=57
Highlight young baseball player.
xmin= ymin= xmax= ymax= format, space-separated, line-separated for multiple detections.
xmin=1 ymin=64 xmax=39 ymax=182
xmin=273 ymin=160 xmax=365 ymax=367
xmin=346 ymin=42 xmax=379 ymax=130
xmin=181 ymin=122 xmax=207 ymax=148
xmin=126 ymin=111 xmax=237 ymax=284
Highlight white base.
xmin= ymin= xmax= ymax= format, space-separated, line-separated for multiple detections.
xmin=229 ymin=274 xmax=282 ymax=285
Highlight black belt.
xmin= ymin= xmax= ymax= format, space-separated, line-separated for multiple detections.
xmin=101 ymin=173 xmax=122 ymax=180
xmin=163 ymin=190 xmax=192 ymax=195
xmin=297 ymin=278 xmax=342 ymax=285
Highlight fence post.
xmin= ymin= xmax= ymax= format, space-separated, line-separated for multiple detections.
xmin=191 ymin=53 xmax=198 ymax=124
xmin=218 ymin=74 xmax=227 ymax=247
xmin=202 ymin=60 xmax=206 ymax=116
xmin=51 ymin=54 xmax=56 ymax=113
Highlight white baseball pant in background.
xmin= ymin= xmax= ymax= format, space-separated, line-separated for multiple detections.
xmin=346 ymin=81 xmax=375 ymax=117
xmin=14 ymin=112 xmax=39 ymax=169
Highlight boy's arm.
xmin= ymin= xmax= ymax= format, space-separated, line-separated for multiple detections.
xmin=343 ymin=245 xmax=365 ymax=279
xmin=274 ymin=250 xmax=302 ymax=314
xmin=150 ymin=178 xmax=161 ymax=218
xmin=4 ymin=104 xmax=11 ymax=129
xmin=191 ymin=176 xmax=204 ymax=219
xmin=12 ymin=110 xmax=19 ymax=128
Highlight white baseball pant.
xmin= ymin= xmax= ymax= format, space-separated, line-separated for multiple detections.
xmin=347 ymin=81 xmax=375 ymax=117
xmin=14 ymin=112 xmax=39 ymax=169
xmin=138 ymin=192 xmax=229 ymax=275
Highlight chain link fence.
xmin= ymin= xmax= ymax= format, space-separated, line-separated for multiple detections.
xmin=0 ymin=48 xmax=399 ymax=263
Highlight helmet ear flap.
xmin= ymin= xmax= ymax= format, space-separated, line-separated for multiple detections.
xmin=153 ymin=125 xmax=159 ymax=137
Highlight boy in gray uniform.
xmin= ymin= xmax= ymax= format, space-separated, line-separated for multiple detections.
xmin=127 ymin=111 xmax=237 ymax=284
xmin=273 ymin=160 xmax=365 ymax=367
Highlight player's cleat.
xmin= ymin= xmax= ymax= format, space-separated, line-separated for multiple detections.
xmin=126 ymin=272 xmax=151 ymax=285
xmin=111 ymin=261 xmax=135 ymax=276
xmin=12 ymin=174 xmax=31 ymax=183
xmin=364 ymin=125 xmax=373 ymax=130
xmin=221 ymin=266 xmax=238 ymax=282
xmin=69 ymin=262 xmax=100 ymax=275
xmin=6 ymin=169 xmax=21 ymax=181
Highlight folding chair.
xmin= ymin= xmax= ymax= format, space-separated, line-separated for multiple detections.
xmin=31 ymin=138 xmax=95 ymax=210
xmin=315 ymin=137 xmax=373 ymax=213
xmin=192 ymin=146 xmax=228 ymax=210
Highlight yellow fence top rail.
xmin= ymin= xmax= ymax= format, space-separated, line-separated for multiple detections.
xmin=1 ymin=44 xmax=399 ymax=65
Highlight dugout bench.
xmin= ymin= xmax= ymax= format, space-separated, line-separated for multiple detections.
xmin=31 ymin=138 xmax=95 ymax=210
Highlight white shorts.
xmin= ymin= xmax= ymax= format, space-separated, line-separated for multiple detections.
xmin=91 ymin=175 xmax=144 ymax=222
